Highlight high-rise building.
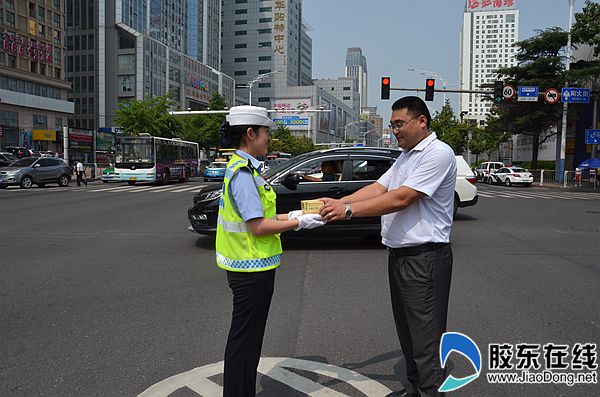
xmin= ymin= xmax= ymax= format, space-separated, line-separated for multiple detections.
xmin=344 ymin=47 xmax=367 ymax=109
xmin=459 ymin=0 xmax=519 ymax=125
xmin=312 ymin=77 xmax=360 ymax=114
xmin=0 ymin=0 xmax=73 ymax=152
xmin=221 ymin=0 xmax=313 ymax=106
xmin=65 ymin=0 xmax=232 ymax=130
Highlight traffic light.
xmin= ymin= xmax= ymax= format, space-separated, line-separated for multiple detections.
xmin=425 ymin=79 xmax=435 ymax=101
xmin=494 ymin=80 xmax=504 ymax=102
xmin=381 ymin=77 xmax=391 ymax=100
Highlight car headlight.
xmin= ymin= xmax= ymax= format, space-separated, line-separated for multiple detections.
xmin=202 ymin=189 xmax=222 ymax=201
xmin=6 ymin=170 xmax=19 ymax=175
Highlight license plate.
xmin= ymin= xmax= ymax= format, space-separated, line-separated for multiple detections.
xmin=129 ymin=177 xmax=137 ymax=181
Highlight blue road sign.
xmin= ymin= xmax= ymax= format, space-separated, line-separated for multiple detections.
xmin=517 ymin=86 xmax=539 ymax=102
xmin=273 ymin=116 xmax=309 ymax=127
xmin=585 ymin=129 xmax=600 ymax=144
xmin=561 ymin=88 xmax=590 ymax=104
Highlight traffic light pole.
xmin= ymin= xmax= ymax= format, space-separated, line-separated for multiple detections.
xmin=389 ymin=87 xmax=493 ymax=95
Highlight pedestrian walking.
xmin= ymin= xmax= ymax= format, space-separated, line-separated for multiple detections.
xmin=216 ymin=105 xmax=325 ymax=397
xmin=76 ymin=160 xmax=87 ymax=187
xmin=575 ymin=167 xmax=582 ymax=186
xmin=318 ymin=96 xmax=457 ymax=397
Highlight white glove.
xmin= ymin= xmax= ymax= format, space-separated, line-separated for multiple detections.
xmin=287 ymin=210 xmax=303 ymax=220
xmin=295 ymin=214 xmax=326 ymax=231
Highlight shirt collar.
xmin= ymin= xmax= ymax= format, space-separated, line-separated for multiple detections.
xmin=404 ymin=132 xmax=438 ymax=153
xmin=235 ymin=149 xmax=261 ymax=171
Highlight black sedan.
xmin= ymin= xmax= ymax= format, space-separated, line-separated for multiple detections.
xmin=188 ymin=147 xmax=401 ymax=237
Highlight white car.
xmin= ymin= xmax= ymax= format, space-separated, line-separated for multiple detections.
xmin=475 ymin=161 xmax=504 ymax=183
xmin=490 ymin=167 xmax=533 ymax=187
xmin=454 ymin=155 xmax=478 ymax=217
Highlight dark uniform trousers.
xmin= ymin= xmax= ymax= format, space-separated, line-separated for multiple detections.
xmin=387 ymin=243 xmax=453 ymax=397
xmin=223 ymin=269 xmax=276 ymax=397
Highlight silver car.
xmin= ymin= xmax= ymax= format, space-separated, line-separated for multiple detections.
xmin=0 ymin=157 xmax=72 ymax=189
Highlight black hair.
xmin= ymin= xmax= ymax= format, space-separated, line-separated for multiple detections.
xmin=391 ymin=96 xmax=432 ymax=129
xmin=220 ymin=122 xmax=263 ymax=148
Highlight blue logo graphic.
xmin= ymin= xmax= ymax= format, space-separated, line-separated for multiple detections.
xmin=439 ymin=332 xmax=482 ymax=392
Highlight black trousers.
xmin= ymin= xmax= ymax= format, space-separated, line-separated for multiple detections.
xmin=76 ymin=171 xmax=87 ymax=186
xmin=223 ymin=269 xmax=276 ymax=397
xmin=387 ymin=244 xmax=453 ymax=397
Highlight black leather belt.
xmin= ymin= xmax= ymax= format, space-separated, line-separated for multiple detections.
xmin=387 ymin=242 xmax=450 ymax=257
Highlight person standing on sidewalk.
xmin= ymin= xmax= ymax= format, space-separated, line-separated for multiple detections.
xmin=76 ymin=160 xmax=87 ymax=187
xmin=318 ymin=96 xmax=456 ymax=397
xmin=216 ymin=105 xmax=325 ymax=397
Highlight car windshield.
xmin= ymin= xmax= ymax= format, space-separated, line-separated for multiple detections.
xmin=511 ymin=168 xmax=527 ymax=173
xmin=208 ymin=162 xmax=227 ymax=169
xmin=9 ymin=157 xmax=37 ymax=167
xmin=262 ymin=152 xmax=313 ymax=178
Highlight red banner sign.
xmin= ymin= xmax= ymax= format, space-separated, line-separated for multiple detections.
xmin=1 ymin=33 xmax=53 ymax=64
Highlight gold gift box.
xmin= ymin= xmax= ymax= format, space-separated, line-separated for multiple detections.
xmin=301 ymin=199 xmax=324 ymax=214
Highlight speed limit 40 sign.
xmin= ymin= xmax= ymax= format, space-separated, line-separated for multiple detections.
xmin=503 ymin=84 xmax=516 ymax=100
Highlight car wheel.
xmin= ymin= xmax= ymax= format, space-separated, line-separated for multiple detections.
xmin=58 ymin=174 xmax=70 ymax=187
xmin=20 ymin=176 xmax=33 ymax=189
xmin=162 ymin=169 xmax=170 ymax=185
xmin=505 ymin=178 xmax=512 ymax=187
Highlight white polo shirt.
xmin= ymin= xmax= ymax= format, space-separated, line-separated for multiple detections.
xmin=377 ymin=132 xmax=456 ymax=248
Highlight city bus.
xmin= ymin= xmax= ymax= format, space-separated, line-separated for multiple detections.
xmin=114 ymin=135 xmax=199 ymax=185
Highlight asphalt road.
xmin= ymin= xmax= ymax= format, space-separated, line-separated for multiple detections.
xmin=1 ymin=180 xmax=599 ymax=396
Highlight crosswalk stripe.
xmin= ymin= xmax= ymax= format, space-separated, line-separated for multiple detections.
xmin=155 ymin=185 xmax=194 ymax=192
xmin=127 ymin=185 xmax=171 ymax=192
xmin=88 ymin=184 xmax=139 ymax=192
xmin=168 ymin=185 xmax=205 ymax=193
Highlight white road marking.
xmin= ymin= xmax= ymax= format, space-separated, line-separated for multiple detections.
xmin=138 ymin=357 xmax=394 ymax=397
xmin=88 ymin=184 xmax=140 ymax=192
xmin=168 ymin=185 xmax=206 ymax=193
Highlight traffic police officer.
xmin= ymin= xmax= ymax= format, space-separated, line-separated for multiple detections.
xmin=216 ymin=105 xmax=324 ymax=397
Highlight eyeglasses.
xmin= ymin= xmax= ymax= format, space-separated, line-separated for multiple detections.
xmin=388 ymin=117 xmax=418 ymax=131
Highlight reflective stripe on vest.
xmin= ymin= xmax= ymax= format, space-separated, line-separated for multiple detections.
xmin=217 ymin=214 xmax=277 ymax=233
xmin=216 ymin=252 xmax=282 ymax=271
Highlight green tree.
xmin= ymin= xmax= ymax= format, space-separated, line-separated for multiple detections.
xmin=488 ymin=28 xmax=569 ymax=169
xmin=179 ymin=93 xmax=227 ymax=156
xmin=114 ymin=94 xmax=181 ymax=137
xmin=269 ymin=126 xmax=315 ymax=156
xmin=570 ymin=0 xmax=600 ymax=81
xmin=431 ymin=100 xmax=468 ymax=154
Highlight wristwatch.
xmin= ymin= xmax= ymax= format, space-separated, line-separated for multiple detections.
xmin=344 ymin=203 xmax=353 ymax=220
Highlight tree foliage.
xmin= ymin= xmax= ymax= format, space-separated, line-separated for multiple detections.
xmin=431 ymin=100 xmax=468 ymax=155
xmin=485 ymin=28 xmax=569 ymax=169
xmin=180 ymin=93 xmax=227 ymax=154
xmin=570 ymin=0 xmax=600 ymax=82
xmin=114 ymin=94 xmax=181 ymax=137
xmin=269 ymin=126 xmax=315 ymax=156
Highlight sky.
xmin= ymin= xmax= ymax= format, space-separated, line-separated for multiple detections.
xmin=302 ymin=0 xmax=587 ymax=126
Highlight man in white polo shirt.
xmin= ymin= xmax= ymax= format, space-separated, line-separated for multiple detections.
xmin=319 ymin=96 xmax=456 ymax=397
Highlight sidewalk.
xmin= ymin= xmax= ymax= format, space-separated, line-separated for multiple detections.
xmin=533 ymin=181 xmax=600 ymax=193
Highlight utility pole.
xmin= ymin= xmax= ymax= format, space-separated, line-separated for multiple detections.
xmin=558 ymin=0 xmax=575 ymax=183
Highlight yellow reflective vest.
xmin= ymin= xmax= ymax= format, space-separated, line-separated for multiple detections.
xmin=215 ymin=153 xmax=282 ymax=272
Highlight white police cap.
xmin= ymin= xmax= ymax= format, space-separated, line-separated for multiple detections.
xmin=226 ymin=105 xmax=276 ymax=128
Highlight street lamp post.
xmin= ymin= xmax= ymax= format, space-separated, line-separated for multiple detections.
xmin=558 ymin=0 xmax=575 ymax=184
xmin=245 ymin=70 xmax=282 ymax=106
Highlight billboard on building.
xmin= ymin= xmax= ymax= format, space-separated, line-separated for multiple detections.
xmin=319 ymin=99 xmax=330 ymax=133
xmin=465 ymin=0 xmax=516 ymax=12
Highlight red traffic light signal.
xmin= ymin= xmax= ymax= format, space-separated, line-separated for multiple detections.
xmin=425 ymin=79 xmax=435 ymax=101
xmin=381 ymin=77 xmax=391 ymax=100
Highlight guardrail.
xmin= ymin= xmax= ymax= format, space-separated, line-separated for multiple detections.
xmin=529 ymin=169 xmax=598 ymax=189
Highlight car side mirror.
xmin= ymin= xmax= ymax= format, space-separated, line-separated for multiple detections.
xmin=281 ymin=173 xmax=300 ymax=190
